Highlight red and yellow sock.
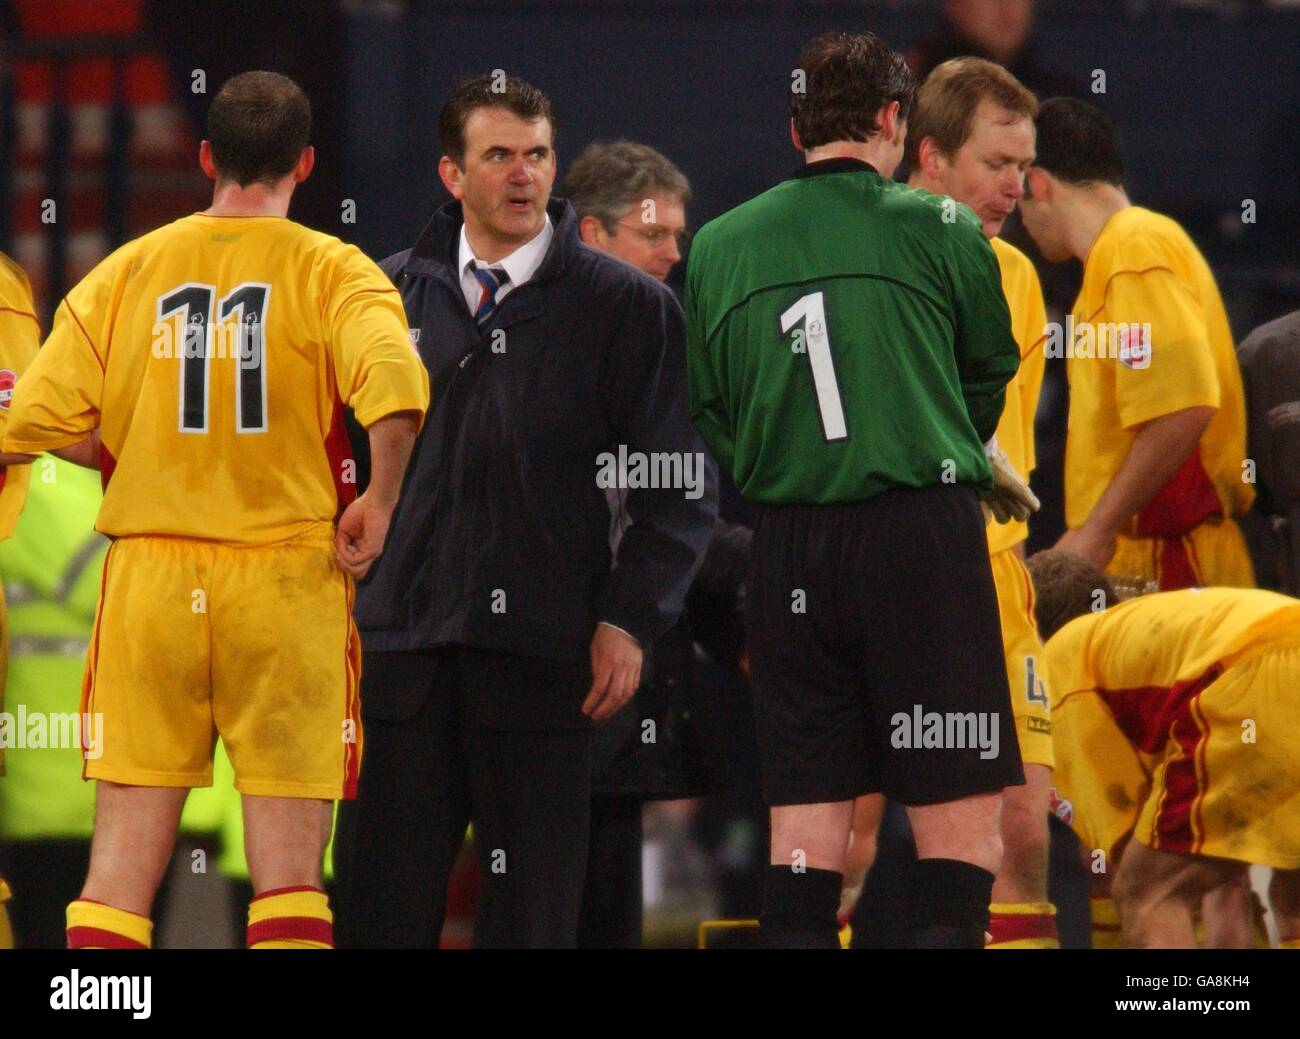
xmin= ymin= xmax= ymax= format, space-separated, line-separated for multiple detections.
xmin=247 ymin=886 xmax=333 ymax=949
xmin=66 ymin=899 xmax=152 ymax=949
xmin=1090 ymin=895 xmax=1122 ymax=949
xmin=987 ymin=901 xmax=1059 ymax=949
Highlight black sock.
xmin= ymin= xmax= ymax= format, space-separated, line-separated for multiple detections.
xmin=910 ymin=858 xmax=994 ymax=950
xmin=760 ymin=865 xmax=842 ymax=949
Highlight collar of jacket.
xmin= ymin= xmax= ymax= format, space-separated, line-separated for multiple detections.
xmin=403 ymin=195 xmax=578 ymax=293
xmin=789 ymin=156 xmax=881 ymax=180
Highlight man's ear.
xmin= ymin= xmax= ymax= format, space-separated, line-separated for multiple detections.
xmin=917 ymin=136 xmax=945 ymax=180
xmin=293 ymin=145 xmax=315 ymax=184
xmin=199 ymin=140 xmax=218 ymax=181
xmin=577 ymin=214 xmax=606 ymax=247
xmin=789 ymin=118 xmax=803 ymax=153
xmin=438 ymin=154 xmax=465 ymax=200
xmin=1024 ymin=165 xmax=1051 ymax=201
xmin=879 ymin=99 xmax=901 ymax=143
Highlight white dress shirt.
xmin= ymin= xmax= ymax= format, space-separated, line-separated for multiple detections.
xmin=457 ymin=214 xmax=554 ymax=317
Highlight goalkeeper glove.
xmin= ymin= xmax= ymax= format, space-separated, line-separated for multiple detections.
xmin=982 ymin=436 xmax=1040 ymax=524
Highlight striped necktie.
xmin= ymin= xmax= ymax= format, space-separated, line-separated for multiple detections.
xmin=471 ymin=262 xmax=510 ymax=327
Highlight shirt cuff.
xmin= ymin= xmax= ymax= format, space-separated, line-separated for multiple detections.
xmin=597 ymin=620 xmax=641 ymax=647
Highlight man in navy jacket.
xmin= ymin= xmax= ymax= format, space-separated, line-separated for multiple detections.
xmin=333 ymin=73 xmax=717 ymax=948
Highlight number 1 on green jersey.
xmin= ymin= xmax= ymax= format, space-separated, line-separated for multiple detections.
xmin=780 ymin=291 xmax=848 ymax=442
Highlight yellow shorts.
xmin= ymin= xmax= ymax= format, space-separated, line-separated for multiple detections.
xmin=1109 ymin=517 xmax=1255 ymax=591
xmin=1053 ymin=637 xmax=1300 ymax=870
xmin=82 ymin=528 xmax=362 ymax=800
xmin=990 ymin=548 xmax=1054 ymax=770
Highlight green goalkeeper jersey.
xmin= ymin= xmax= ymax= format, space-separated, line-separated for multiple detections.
xmin=685 ymin=158 xmax=1018 ymax=505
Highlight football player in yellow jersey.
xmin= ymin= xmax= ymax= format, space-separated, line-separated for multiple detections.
xmin=0 ymin=72 xmax=429 ymax=950
xmin=1027 ymin=550 xmax=1300 ymax=949
xmin=859 ymin=58 xmax=1056 ymax=949
xmin=1019 ymin=98 xmax=1254 ymax=591
xmin=0 ymin=249 xmax=43 ymax=949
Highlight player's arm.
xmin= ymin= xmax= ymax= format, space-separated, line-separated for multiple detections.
xmin=0 ymin=297 xmax=105 ymax=462
xmin=335 ymin=411 xmax=420 ymax=579
xmin=683 ymin=248 xmax=737 ymax=476
xmin=324 ymin=248 xmax=430 ymax=578
xmin=1057 ymin=267 xmax=1218 ymax=567
xmin=946 ymin=220 xmax=1020 ymax=444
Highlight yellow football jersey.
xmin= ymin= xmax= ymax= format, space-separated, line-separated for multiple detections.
xmin=1063 ymin=206 xmax=1252 ymax=534
xmin=1046 ymin=588 xmax=1300 ymax=708
xmin=986 ymin=236 xmax=1047 ymax=555
xmin=1045 ymin=588 xmax=1300 ymax=864
xmin=2 ymin=214 xmax=429 ymax=544
xmin=0 ymin=250 xmax=40 ymax=541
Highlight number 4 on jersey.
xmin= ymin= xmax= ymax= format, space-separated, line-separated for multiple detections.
xmin=780 ymin=290 xmax=848 ymax=442
xmin=157 ymin=281 xmax=270 ymax=434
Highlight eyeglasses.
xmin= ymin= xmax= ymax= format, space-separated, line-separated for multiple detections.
xmin=614 ymin=220 xmax=691 ymax=250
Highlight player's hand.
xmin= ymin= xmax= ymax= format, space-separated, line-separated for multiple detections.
xmin=333 ymin=491 xmax=394 ymax=580
xmin=582 ymin=623 xmax=643 ymax=723
xmin=1054 ymin=526 xmax=1117 ymax=569
xmin=983 ymin=438 xmax=1040 ymax=524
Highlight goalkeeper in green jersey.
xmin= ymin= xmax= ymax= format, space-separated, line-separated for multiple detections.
xmin=685 ymin=31 xmax=1035 ymax=949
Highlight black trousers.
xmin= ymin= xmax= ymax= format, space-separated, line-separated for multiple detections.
xmin=576 ymin=796 xmax=643 ymax=948
xmin=334 ymin=646 xmax=593 ymax=949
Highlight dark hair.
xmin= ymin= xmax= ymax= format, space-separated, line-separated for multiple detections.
xmin=206 ymin=71 xmax=311 ymax=187
xmin=439 ymin=73 xmax=554 ymax=167
xmin=1025 ymin=550 xmax=1118 ymax=641
xmin=562 ymin=140 xmax=691 ymax=232
xmin=905 ymin=57 xmax=1038 ymax=171
xmin=1032 ymin=97 xmax=1124 ymax=187
xmin=789 ymin=32 xmax=916 ymax=151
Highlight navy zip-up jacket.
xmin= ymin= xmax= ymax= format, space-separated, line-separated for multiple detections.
xmin=353 ymin=197 xmax=718 ymax=663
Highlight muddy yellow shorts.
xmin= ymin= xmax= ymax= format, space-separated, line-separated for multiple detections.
xmin=1052 ymin=637 xmax=1300 ymax=870
xmin=991 ymin=548 xmax=1054 ymax=770
xmin=81 ymin=527 xmax=361 ymax=799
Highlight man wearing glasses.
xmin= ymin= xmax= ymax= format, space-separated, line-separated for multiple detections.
xmin=565 ymin=140 xmax=691 ymax=283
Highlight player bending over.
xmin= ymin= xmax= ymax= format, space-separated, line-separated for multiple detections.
xmin=1026 ymin=550 xmax=1300 ymax=949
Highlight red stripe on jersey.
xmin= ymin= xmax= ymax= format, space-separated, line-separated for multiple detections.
xmin=1094 ymin=662 xmax=1224 ymax=755
xmin=324 ymin=393 xmax=357 ymax=520
xmin=1136 ymin=443 xmax=1221 ymax=540
xmin=988 ymin=911 xmax=1060 ymax=945
xmin=246 ymin=915 xmax=334 ymax=948
xmin=99 ymin=440 xmax=117 ymax=492
xmin=66 ymin=926 xmax=148 ymax=950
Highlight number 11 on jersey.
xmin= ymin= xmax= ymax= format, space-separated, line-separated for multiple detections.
xmin=780 ymin=290 xmax=848 ymax=442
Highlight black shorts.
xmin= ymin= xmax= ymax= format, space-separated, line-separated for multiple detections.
xmin=747 ymin=483 xmax=1024 ymax=807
